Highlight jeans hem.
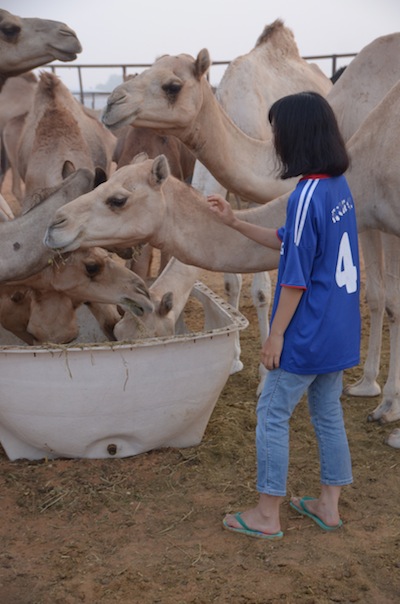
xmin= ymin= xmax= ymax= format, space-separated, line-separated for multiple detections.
xmin=320 ymin=478 xmax=353 ymax=486
xmin=257 ymin=485 xmax=286 ymax=497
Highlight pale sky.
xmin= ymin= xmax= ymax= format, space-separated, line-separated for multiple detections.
xmin=4 ymin=0 xmax=400 ymax=92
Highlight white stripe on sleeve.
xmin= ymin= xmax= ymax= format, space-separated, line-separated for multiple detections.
xmin=294 ymin=179 xmax=319 ymax=246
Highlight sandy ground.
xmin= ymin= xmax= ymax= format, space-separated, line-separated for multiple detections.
xmin=0 ymin=175 xmax=399 ymax=603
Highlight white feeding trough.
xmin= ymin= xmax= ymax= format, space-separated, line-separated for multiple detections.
xmin=0 ymin=282 xmax=248 ymax=461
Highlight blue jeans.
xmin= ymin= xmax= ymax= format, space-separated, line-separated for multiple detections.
xmin=256 ymin=368 xmax=353 ymax=496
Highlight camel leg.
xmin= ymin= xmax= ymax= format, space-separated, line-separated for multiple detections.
xmin=368 ymin=233 xmax=400 ymax=423
xmin=223 ymin=270 xmax=272 ymax=394
xmin=224 ymin=272 xmax=244 ymax=373
xmin=344 ymin=230 xmax=383 ymax=397
xmin=250 ymin=271 xmax=272 ymax=396
xmin=386 ymin=427 xmax=400 ymax=448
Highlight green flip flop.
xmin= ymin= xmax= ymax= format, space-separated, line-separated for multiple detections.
xmin=222 ymin=512 xmax=283 ymax=540
xmin=290 ymin=496 xmax=343 ymax=531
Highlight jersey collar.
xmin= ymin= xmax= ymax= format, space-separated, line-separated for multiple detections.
xmin=300 ymin=173 xmax=331 ymax=181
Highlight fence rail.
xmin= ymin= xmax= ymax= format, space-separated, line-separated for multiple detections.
xmin=43 ymin=52 xmax=357 ymax=109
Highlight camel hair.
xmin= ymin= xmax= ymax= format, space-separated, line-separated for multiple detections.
xmin=6 ymin=71 xmax=116 ymax=208
xmin=0 ymin=8 xmax=81 ymax=91
xmin=100 ymin=30 xmax=400 ymax=437
xmin=0 ymin=247 xmax=153 ymax=345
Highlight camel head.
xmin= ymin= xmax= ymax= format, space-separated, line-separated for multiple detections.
xmin=102 ymin=50 xmax=211 ymax=133
xmin=0 ymin=9 xmax=82 ymax=83
xmin=45 ymin=154 xmax=172 ymax=253
xmin=114 ymin=291 xmax=175 ymax=341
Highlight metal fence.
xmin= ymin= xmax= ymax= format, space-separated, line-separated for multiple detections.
xmin=42 ymin=52 xmax=357 ymax=109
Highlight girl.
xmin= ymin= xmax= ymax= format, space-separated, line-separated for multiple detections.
xmin=207 ymin=91 xmax=360 ymax=539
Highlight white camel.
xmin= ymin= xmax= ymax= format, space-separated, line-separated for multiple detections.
xmin=0 ymin=247 xmax=153 ymax=344
xmin=324 ymin=35 xmax=400 ymax=426
xmin=191 ymin=19 xmax=332 ymax=384
xmin=45 ymin=157 xmax=281 ymax=269
xmin=114 ymin=256 xmax=200 ymax=341
xmin=0 ymin=8 xmax=81 ymax=91
xmin=102 ymin=48 xmax=296 ymax=204
xmin=6 ymin=71 xmax=115 ymax=206
xmin=100 ymin=32 xmax=400 ymax=440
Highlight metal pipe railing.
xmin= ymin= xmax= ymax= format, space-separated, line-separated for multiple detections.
xmin=44 ymin=52 xmax=357 ymax=109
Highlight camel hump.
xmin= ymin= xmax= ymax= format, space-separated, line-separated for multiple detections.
xmin=255 ymin=19 xmax=299 ymax=57
xmin=38 ymin=71 xmax=61 ymax=97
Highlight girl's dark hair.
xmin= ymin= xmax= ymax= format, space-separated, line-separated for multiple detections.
xmin=268 ymin=91 xmax=349 ymax=179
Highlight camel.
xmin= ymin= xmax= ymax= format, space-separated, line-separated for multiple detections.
xmin=6 ymin=71 xmax=116 ymax=207
xmin=101 ymin=31 xmax=400 ymax=436
xmin=0 ymin=72 xmax=38 ymax=192
xmin=101 ymin=33 xmax=400 ymax=206
xmin=102 ymin=48 xmax=296 ymax=204
xmin=191 ymin=19 xmax=332 ymax=382
xmin=0 ymin=247 xmax=152 ymax=345
xmin=192 ymin=19 xmax=331 ymax=198
xmin=113 ymin=125 xmax=196 ymax=278
xmin=44 ymin=156 xmax=282 ymax=268
xmin=0 ymin=8 xmax=81 ymax=91
xmin=0 ymin=168 xmax=99 ymax=283
xmin=114 ymin=257 xmax=200 ymax=340
xmin=114 ymin=125 xmax=195 ymax=180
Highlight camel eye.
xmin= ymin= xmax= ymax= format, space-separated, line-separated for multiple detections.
xmin=1 ymin=25 xmax=20 ymax=39
xmin=106 ymin=196 xmax=127 ymax=209
xmin=85 ymin=263 xmax=101 ymax=278
xmin=162 ymin=81 xmax=182 ymax=100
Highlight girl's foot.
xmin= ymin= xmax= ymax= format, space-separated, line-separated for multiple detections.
xmin=223 ymin=505 xmax=281 ymax=536
xmin=290 ymin=496 xmax=342 ymax=530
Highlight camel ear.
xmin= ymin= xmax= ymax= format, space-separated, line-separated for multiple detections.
xmin=194 ymin=49 xmax=211 ymax=80
xmin=94 ymin=167 xmax=107 ymax=188
xmin=149 ymin=155 xmax=170 ymax=187
xmin=131 ymin=152 xmax=148 ymax=164
xmin=62 ymin=160 xmax=76 ymax=180
xmin=158 ymin=292 xmax=173 ymax=317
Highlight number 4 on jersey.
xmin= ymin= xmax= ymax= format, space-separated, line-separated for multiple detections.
xmin=335 ymin=232 xmax=358 ymax=294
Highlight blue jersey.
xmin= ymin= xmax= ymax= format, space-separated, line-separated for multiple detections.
xmin=272 ymin=174 xmax=361 ymax=374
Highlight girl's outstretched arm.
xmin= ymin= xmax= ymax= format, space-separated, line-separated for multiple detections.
xmin=207 ymin=194 xmax=281 ymax=250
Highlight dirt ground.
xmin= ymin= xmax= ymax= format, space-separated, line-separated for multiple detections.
xmin=0 ymin=178 xmax=399 ymax=603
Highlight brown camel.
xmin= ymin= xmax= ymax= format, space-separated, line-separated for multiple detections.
xmin=0 ymin=247 xmax=152 ymax=345
xmin=6 ymin=72 xmax=115 ymax=207
xmin=0 ymin=8 xmax=81 ymax=90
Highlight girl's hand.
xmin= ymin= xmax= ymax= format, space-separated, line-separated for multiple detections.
xmin=207 ymin=194 xmax=236 ymax=227
xmin=260 ymin=333 xmax=284 ymax=370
